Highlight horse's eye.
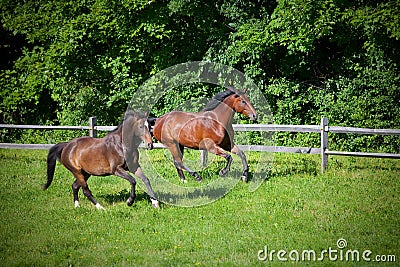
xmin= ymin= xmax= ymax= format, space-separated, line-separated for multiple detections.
xmin=241 ymin=100 xmax=246 ymax=105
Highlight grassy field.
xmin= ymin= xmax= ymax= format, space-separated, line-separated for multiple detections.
xmin=0 ymin=148 xmax=399 ymax=266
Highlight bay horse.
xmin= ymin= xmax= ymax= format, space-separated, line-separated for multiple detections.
xmin=151 ymin=88 xmax=257 ymax=183
xmin=43 ymin=111 xmax=159 ymax=209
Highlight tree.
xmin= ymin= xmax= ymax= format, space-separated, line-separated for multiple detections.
xmin=1 ymin=0 xmax=399 ymax=152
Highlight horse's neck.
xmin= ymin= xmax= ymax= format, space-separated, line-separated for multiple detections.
xmin=206 ymin=97 xmax=235 ymax=125
xmin=109 ymin=125 xmax=142 ymax=148
xmin=106 ymin=126 xmax=141 ymax=162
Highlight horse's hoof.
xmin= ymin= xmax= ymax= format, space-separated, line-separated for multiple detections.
xmin=241 ymin=175 xmax=248 ymax=183
xmin=219 ymin=169 xmax=228 ymax=176
xmin=151 ymin=198 xmax=159 ymax=208
xmin=196 ymin=176 xmax=203 ymax=182
xmin=126 ymin=197 xmax=135 ymax=206
xmin=95 ymin=203 xmax=106 ymax=210
xmin=181 ymin=179 xmax=188 ymax=184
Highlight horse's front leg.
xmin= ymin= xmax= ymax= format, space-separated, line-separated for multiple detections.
xmin=231 ymin=145 xmax=249 ymax=182
xmin=218 ymin=153 xmax=232 ymax=176
xmin=134 ymin=167 xmax=159 ymax=208
xmin=204 ymin=142 xmax=233 ymax=177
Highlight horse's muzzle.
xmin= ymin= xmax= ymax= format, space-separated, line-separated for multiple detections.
xmin=250 ymin=114 xmax=257 ymax=122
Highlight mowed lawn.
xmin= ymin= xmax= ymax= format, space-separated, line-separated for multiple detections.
xmin=0 ymin=149 xmax=399 ymax=266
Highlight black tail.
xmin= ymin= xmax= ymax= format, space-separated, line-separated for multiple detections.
xmin=147 ymin=117 xmax=157 ymax=136
xmin=42 ymin=142 xmax=68 ymax=190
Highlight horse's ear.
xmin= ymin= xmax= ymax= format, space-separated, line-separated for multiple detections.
xmin=143 ymin=111 xmax=149 ymax=117
xmin=243 ymin=88 xmax=247 ymax=93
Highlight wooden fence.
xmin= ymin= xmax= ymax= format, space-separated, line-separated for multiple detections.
xmin=1 ymin=117 xmax=400 ymax=173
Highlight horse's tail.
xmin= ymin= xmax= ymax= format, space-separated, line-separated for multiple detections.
xmin=42 ymin=142 xmax=68 ymax=190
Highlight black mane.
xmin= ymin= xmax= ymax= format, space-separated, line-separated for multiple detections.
xmin=108 ymin=120 xmax=124 ymax=135
xmin=203 ymin=89 xmax=243 ymax=111
xmin=108 ymin=111 xmax=138 ymax=134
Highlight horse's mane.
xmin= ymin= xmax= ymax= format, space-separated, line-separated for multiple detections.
xmin=203 ymin=89 xmax=243 ymax=111
xmin=108 ymin=121 xmax=123 ymax=135
xmin=108 ymin=111 xmax=137 ymax=134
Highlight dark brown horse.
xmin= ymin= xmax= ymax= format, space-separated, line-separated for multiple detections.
xmin=43 ymin=111 xmax=159 ymax=209
xmin=152 ymin=88 xmax=257 ymax=183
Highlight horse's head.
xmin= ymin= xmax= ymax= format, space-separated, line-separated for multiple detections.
xmin=125 ymin=111 xmax=153 ymax=150
xmin=136 ymin=113 xmax=153 ymax=150
xmin=230 ymin=89 xmax=257 ymax=122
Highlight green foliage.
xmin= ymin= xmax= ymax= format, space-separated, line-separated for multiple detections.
xmin=1 ymin=0 xmax=399 ymax=152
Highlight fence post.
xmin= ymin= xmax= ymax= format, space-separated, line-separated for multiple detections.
xmin=200 ymin=150 xmax=208 ymax=167
xmin=321 ymin=117 xmax=329 ymax=173
xmin=89 ymin=117 xmax=97 ymax=138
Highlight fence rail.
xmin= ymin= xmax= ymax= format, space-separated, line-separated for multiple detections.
xmin=0 ymin=124 xmax=90 ymax=131
xmin=1 ymin=117 xmax=400 ymax=173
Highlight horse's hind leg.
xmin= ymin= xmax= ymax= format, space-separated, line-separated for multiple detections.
xmin=72 ymin=180 xmax=81 ymax=207
xmin=176 ymin=162 xmax=202 ymax=182
xmin=82 ymin=183 xmax=105 ymax=210
xmin=73 ymin=172 xmax=105 ymax=210
xmin=175 ymin=144 xmax=188 ymax=182
xmin=167 ymin=143 xmax=186 ymax=182
xmin=169 ymin=144 xmax=202 ymax=182
xmin=114 ymin=167 xmax=137 ymax=206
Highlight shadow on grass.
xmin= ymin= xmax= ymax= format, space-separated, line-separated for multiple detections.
xmin=329 ymin=157 xmax=400 ymax=172
xmin=268 ymin=155 xmax=318 ymax=178
xmin=100 ymin=189 xmax=152 ymax=206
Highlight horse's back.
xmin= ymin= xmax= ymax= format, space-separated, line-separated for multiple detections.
xmin=153 ymin=110 xmax=228 ymax=148
xmin=153 ymin=111 xmax=193 ymax=140
xmin=61 ymin=137 xmax=99 ymax=164
xmin=60 ymin=136 xmax=120 ymax=175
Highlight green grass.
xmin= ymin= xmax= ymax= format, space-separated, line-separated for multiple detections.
xmin=0 ymin=149 xmax=399 ymax=266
